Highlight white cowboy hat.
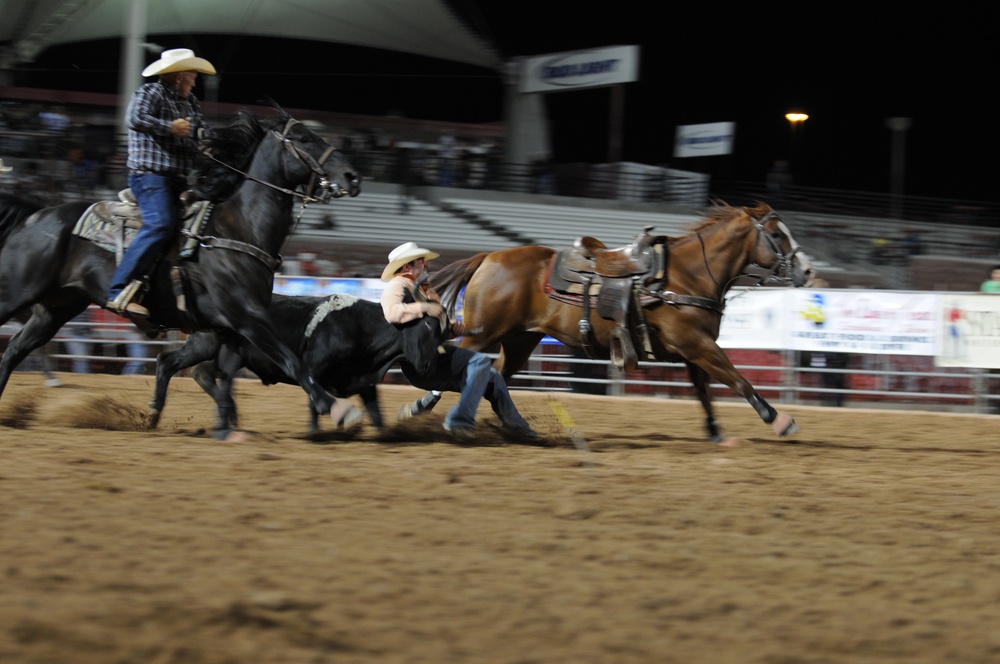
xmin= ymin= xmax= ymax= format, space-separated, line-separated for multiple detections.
xmin=142 ymin=48 xmax=216 ymax=77
xmin=0 ymin=159 xmax=12 ymax=173
xmin=381 ymin=242 xmax=440 ymax=282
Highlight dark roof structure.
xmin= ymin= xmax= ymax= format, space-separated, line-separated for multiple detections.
xmin=0 ymin=0 xmax=501 ymax=69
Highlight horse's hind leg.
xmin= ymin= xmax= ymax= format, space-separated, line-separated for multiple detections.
xmin=493 ymin=332 xmax=545 ymax=381
xmin=686 ymin=362 xmax=727 ymax=444
xmin=0 ymin=302 xmax=86 ymax=400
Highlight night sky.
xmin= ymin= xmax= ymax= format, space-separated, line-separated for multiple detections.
xmin=10 ymin=2 xmax=999 ymax=203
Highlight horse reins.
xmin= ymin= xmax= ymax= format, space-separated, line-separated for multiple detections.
xmin=188 ymin=118 xmax=341 ymax=271
xmin=648 ymin=210 xmax=799 ymax=313
xmin=200 ymin=118 xmax=339 ymax=204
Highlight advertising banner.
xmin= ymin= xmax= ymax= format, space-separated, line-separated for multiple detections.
xmin=674 ymin=122 xmax=736 ymax=158
xmin=787 ymin=289 xmax=938 ymax=356
xmin=717 ymin=289 xmax=789 ymax=350
xmin=936 ymin=294 xmax=1000 ymax=368
xmin=518 ymin=45 xmax=640 ymax=93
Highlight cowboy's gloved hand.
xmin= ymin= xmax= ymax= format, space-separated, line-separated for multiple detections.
xmin=422 ymin=302 xmax=444 ymax=318
xmin=449 ymin=320 xmax=466 ymax=338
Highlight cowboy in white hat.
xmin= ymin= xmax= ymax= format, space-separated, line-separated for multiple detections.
xmin=106 ymin=48 xmax=216 ymax=319
xmin=380 ymin=242 xmax=538 ymax=441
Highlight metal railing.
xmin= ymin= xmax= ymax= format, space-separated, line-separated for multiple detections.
xmin=11 ymin=327 xmax=998 ymax=415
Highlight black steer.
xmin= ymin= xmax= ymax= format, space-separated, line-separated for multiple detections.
xmin=149 ymin=291 xmax=446 ymax=437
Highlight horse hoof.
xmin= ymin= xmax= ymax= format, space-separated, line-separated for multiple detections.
xmin=397 ymin=403 xmax=414 ymax=422
xmin=773 ymin=413 xmax=799 ymax=437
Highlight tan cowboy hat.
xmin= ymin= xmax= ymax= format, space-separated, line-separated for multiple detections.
xmin=381 ymin=242 xmax=440 ymax=282
xmin=142 ymin=48 xmax=216 ymax=77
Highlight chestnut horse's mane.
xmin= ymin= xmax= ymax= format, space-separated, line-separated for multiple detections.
xmin=685 ymin=201 xmax=774 ymax=235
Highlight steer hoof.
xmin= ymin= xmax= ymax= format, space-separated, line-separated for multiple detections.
xmin=331 ymin=401 xmax=363 ymax=430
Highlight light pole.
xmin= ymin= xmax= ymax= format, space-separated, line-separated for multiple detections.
xmin=785 ymin=112 xmax=808 ymax=176
xmin=885 ymin=117 xmax=913 ymax=218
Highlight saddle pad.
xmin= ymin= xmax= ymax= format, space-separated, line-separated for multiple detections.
xmin=72 ymin=203 xmax=139 ymax=254
xmin=71 ymin=199 xmax=212 ymax=256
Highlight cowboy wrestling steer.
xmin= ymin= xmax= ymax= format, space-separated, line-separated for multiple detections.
xmin=149 ymin=291 xmax=447 ymax=436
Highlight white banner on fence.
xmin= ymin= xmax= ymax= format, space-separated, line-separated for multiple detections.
xmin=717 ymin=289 xmax=789 ymax=350
xmin=936 ymin=294 xmax=1000 ymax=369
xmin=787 ymin=289 xmax=938 ymax=355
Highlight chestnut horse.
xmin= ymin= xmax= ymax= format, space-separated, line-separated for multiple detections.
xmin=426 ymin=202 xmax=814 ymax=445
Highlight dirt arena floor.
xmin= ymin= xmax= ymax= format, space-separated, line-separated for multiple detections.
xmin=1 ymin=371 xmax=999 ymax=664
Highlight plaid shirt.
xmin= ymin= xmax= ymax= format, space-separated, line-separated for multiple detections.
xmin=125 ymin=80 xmax=204 ymax=176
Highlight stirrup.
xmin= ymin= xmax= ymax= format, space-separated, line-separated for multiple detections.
xmin=107 ymin=280 xmax=149 ymax=317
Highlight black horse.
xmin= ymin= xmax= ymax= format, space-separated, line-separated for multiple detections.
xmin=0 ymin=108 xmax=361 ymax=430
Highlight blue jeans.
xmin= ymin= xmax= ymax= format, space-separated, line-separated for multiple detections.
xmin=108 ymin=172 xmax=185 ymax=299
xmin=443 ymin=350 xmax=530 ymax=431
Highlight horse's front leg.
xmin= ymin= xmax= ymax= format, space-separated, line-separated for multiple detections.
xmin=210 ymin=341 xmax=246 ymax=438
xmin=684 ymin=339 xmax=799 ymax=441
xmin=150 ymin=332 xmax=222 ymax=427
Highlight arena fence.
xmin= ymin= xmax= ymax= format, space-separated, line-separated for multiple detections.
xmin=12 ymin=321 xmax=997 ymax=417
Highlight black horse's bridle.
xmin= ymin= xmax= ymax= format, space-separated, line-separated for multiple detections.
xmin=269 ymin=118 xmax=343 ymax=203
xmin=185 ymin=118 xmax=352 ymax=272
xmin=203 ymin=117 xmax=346 ymax=204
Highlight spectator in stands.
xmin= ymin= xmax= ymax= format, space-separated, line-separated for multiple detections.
xmin=980 ymin=265 xmax=1000 ymax=293
xmin=902 ymin=230 xmax=923 ymax=257
xmin=0 ymin=158 xmax=12 ymax=189
xmin=766 ymin=160 xmax=793 ymax=203
xmin=808 ymin=351 xmax=848 ymax=407
xmin=121 ymin=328 xmax=148 ymax=375
xmin=531 ymin=155 xmax=555 ymax=195
xmin=62 ymin=309 xmax=94 ymax=374
xmin=437 ymin=134 xmax=457 ymax=187
xmin=106 ymin=47 xmax=216 ymax=319
xmin=380 ymin=242 xmax=537 ymax=441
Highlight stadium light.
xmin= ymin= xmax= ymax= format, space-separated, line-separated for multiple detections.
xmin=785 ymin=112 xmax=809 ymax=175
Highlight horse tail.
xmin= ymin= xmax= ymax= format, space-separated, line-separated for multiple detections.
xmin=434 ymin=252 xmax=489 ymax=314
xmin=0 ymin=193 xmax=45 ymax=248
